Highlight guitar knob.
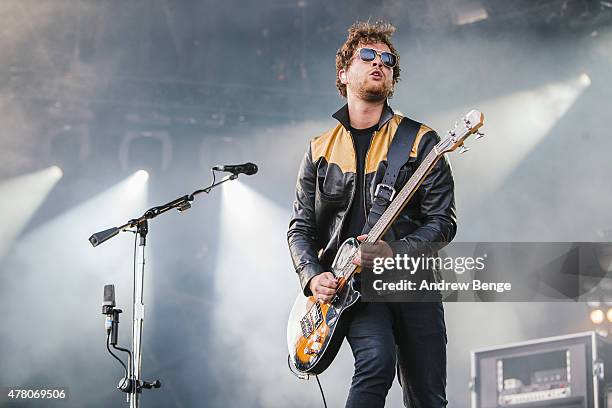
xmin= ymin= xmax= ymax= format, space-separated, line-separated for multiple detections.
xmin=304 ymin=347 xmax=319 ymax=355
xmin=459 ymin=145 xmax=470 ymax=154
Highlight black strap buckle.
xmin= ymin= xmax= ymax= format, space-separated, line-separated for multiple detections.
xmin=374 ymin=183 xmax=396 ymax=204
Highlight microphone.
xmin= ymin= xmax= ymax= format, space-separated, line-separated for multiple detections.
xmin=89 ymin=227 xmax=120 ymax=247
xmin=103 ymin=284 xmax=115 ymax=315
xmin=212 ymin=162 xmax=258 ymax=176
xmin=102 ymin=284 xmax=121 ymax=345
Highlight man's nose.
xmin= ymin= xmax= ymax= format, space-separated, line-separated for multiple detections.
xmin=371 ymin=56 xmax=384 ymax=67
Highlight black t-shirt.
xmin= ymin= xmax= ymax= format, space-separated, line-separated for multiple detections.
xmin=341 ymin=124 xmax=377 ymax=243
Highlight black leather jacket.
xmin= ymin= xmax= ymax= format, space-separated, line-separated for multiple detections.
xmin=287 ymin=103 xmax=457 ymax=296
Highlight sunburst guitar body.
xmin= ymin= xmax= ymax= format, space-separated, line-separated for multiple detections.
xmin=287 ymin=237 xmax=361 ymax=375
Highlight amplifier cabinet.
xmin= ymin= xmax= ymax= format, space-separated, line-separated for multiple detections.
xmin=471 ymin=332 xmax=612 ymax=408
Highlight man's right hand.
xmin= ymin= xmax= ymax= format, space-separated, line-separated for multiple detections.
xmin=309 ymin=272 xmax=338 ymax=303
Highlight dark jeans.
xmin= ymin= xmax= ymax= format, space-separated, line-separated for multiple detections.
xmin=344 ymin=302 xmax=448 ymax=408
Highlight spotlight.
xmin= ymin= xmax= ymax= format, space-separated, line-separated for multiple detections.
xmin=590 ymin=309 xmax=605 ymax=324
xmin=607 ymin=308 xmax=612 ymax=323
xmin=580 ymin=73 xmax=592 ymax=86
xmin=135 ymin=170 xmax=149 ymax=183
xmin=126 ymin=170 xmax=150 ymax=190
xmin=50 ymin=165 xmax=64 ymax=179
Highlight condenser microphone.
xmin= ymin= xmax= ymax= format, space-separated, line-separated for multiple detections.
xmin=103 ymin=284 xmax=115 ymax=313
xmin=102 ymin=284 xmax=118 ymax=343
xmin=212 ymin=162 xmax=258 ymax=176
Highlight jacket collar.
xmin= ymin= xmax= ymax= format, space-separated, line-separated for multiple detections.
xmin=332 ymin=101 xmax=395 ymax=132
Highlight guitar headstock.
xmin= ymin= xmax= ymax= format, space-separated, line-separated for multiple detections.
xmin=437 ymin=110 xmax=485 ymax=155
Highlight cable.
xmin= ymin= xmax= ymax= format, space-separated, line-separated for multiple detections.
xmin=113 ymin=343 xmax=133 ymax=391
xmin=106 ymin=332 xmax=129 ymax=390
xmin=209 ymin=168 xmax=216 ymax=192
xmin=315 ymin=375 xmax=327 ymax=408
xmin=203 ymin=168 xmax=217 ymax=194
xmin=287 ymin=356 xmax=326 ymax=407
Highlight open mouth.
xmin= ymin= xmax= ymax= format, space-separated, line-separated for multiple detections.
xmin=370 ymin=71 xmax=383 ymax=79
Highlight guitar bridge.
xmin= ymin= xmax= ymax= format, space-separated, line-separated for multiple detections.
xmin=300 ymin=302 xmax=323 ymax=338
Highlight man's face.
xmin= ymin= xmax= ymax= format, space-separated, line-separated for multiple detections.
xmin=340 ymin=42 xmax=395 ymax=102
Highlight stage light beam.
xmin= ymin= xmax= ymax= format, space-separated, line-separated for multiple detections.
xmin=432 ymin=73 xmax=591 ymax=208
xmin=0 ymin=166 xmax=63 ymax=260
xmin=215 ymin=180 xmax=309 ymax=406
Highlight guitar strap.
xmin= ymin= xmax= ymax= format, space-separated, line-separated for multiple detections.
xmin=361 ymin=116 xmax=421 ymax=235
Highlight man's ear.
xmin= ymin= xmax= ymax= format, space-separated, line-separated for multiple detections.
xmin=339 ymin=69 xmax=348 ymax=84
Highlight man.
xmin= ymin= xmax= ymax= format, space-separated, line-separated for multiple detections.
xmin=287 ymin=21 xmax=456 ymax=407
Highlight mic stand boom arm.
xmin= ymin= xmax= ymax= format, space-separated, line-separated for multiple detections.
xmin=89 ymin=171 xmax=238 ymax=408
xmin=89 ymin=173 xmax=237 ymax=247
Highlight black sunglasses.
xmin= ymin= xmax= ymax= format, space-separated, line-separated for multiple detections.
xmin=357 ymin=47 xmax=397 ymax=68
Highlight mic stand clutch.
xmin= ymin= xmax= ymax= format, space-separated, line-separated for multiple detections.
xmin=90 ymin=171 xmax=241 ymax=407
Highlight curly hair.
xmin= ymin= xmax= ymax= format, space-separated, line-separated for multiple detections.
xmin=336 ymin=21 xmax=401 ymax=98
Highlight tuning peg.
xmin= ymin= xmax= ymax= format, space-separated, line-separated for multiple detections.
xmin=475 ymin=131 xmax=485 ymax=140
xmin=459 ymin=145 xmax=470 ymax=154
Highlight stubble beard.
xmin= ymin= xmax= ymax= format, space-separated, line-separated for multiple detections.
xmin=353 ymin=77 xmax=392 ymax=102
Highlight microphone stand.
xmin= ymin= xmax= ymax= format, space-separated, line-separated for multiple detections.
xmin=90 ymin=171 xmax=238 ymax=408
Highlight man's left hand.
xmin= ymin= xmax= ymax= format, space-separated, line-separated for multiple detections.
xmin=352 ymin=234 xmax=394 ymax=268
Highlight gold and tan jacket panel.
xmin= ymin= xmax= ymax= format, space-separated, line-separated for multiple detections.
xmin=309 ymin=114 xmax=433 ymax=174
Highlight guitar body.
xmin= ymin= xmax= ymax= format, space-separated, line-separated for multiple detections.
xmin=287 ymin=238 xmax=361 ymax=375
